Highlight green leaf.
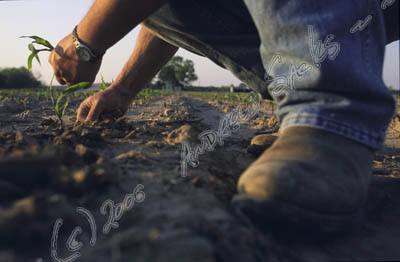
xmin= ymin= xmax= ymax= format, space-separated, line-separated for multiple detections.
xmin=27 ymin=50 xmax=41 ymax=71
xmin=27 ymin=53 xmax=34 ymax=71
xmin=55 ymin=95 xmax=65 ymax=118
xmin=20 ymin=35 xmax=54 ymax=50
xmin=49 ymin=74 xmax=55 ymax=105
xmin=28 ymin=43 xmax=35 ymax=52
xmin=101 ymin=75 xmax=107 ymax=90
xmin=33 ymin=51 xmax=41 ymax=65
xmin=63 ymin=82 xmax=90 ymax=95
xmin=61 ymin=100 xmax=69 ymax=117
xmin=54 ymin=103 xmax=60 ymax=117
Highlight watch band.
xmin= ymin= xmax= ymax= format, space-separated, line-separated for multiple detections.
xmin=72 ymin=26 xmax=105 ymax=62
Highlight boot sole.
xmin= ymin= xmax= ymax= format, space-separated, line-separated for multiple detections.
xmin=232 ymin=195 xmax=364 ymax=234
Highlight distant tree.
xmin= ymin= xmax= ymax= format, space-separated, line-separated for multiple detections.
xmin=0 ymin=71 xmax=5 ymax=89
xmin=0 ymin=67 xmax=42 ymax=89
xmin=156 ymin=56 xmax=198 ymax=87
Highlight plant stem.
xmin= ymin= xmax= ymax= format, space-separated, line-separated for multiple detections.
xmin=49 ymin=74 xmax=55 ymax=105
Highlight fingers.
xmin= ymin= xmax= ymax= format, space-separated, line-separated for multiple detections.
xmin=48 ymin=49 xmax=55 ymax=65
xmin=55 ymin=77 xmax=66 ymax=85
xmin=48 ymin=34 xmax=102 ymax=87
xmin=49 ymin=50 xmax=67 ymax=85
xmin=76 ymin=89 xmax=129 ymax=124
xmin=48 ymin=43 xmax=75 ymax=85
xmin=55 ymin=73 xmax=66 ymax=85
xmin=76 ymin=101 xmax=91 ymax=123
xmin=85 ymin=101 xmax=103 ymax=123
xmin=76 ymin=97 xmax=104 ymax=123
xmin=53 ymin=66 xmax=78 ymax=86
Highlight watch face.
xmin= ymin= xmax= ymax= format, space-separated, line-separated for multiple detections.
xmin=77 ymin=47 xmax=91 ymax=62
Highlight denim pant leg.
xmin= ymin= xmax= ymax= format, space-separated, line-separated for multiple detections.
xmin=382 ymin=0 xmax=399 ymax=44
xmin=143 ymin=0 xmax=270 ymax=99
xmin=243 ymin=0 xmax=397 ymax=150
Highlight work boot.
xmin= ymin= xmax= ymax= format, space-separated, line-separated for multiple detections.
xmin=233 ymin=126 xmax=374 ymax=233
xmin=247 ymin=134 xmax=278 ymax=156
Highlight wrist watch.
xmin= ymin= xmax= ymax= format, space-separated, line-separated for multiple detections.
xmin=72 ymin=26 xmax=104 ymax=62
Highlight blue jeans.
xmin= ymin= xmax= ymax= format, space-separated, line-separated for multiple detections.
xmin=243 ymin=0 xmax=398 ymax=149
xmin=145 ymin=0 xmax=399 ymax=150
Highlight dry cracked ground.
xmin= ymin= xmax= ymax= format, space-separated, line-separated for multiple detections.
xmin=0 ymin=92 xmax=400 ymax=262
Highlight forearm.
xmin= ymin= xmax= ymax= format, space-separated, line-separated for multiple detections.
xmin=77 ymin=0 xmax=169 ymax=55
xmin=111 ymin=26 xmax=178 ymax=99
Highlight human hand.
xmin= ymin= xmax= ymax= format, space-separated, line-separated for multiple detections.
xmin=76 ymin=87 xmax=132 ymax=123
xmin=48 ymin=34 xmax=101 ymax=87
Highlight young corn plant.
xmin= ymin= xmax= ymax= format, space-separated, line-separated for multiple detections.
xmin=22 ymin=35 xmax=89 ymax=129
xmin=20 ymin=35 xmax=54 ymax=71
xmin=100 ymin=75 xmax=108 ymax=91
xmin=46 ymin=75 xmax=89 ymax=127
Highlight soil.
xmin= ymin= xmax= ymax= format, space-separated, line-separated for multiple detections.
xmin=0 ymin=93 xmax=399 ymax=262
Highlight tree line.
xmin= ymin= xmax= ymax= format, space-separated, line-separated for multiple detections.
xmin=0 ymin=56 xmax=198 ymax=90
xmin=0 ymin=67 xmax=42 ymax=89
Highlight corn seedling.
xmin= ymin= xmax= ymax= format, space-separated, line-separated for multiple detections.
xmin=20 ymin=35 xmax=54 ymax=71
xmin=22 ymin=35 xmax=89 ymax=129
xmin=21 ymin=35 xmax=55 ymax=103
xmin=100 ymin=75 xmax=108 ymax=91
xmin=53 ymin=80 xmax=89 ymax=128
xmin=35 ymin=91 xmax=42 ymax=101
xmin=99 ymin=76 xmax=114 ymax=92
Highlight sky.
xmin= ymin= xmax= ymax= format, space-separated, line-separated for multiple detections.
xmin=0 ymin=0 xmax=399 ymax=89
